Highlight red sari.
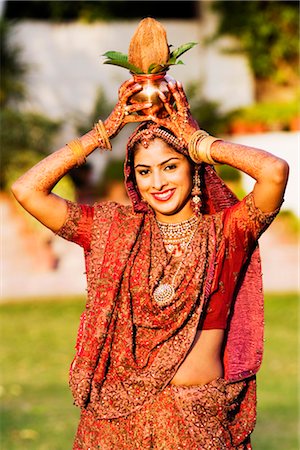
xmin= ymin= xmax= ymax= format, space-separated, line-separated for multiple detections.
xmin=57 ymin=162 xmax=280 ymax=448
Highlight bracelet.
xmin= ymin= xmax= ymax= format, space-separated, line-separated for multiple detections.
xmin=66 ymin=138 xmax=87 ymax=167
xmin=188 ymin=130 xmax=209 ymax=163
xmin=188 ymin=130 xmax=221 ymax=165
xmin=94 ymin=119 xmax=112 ymax=151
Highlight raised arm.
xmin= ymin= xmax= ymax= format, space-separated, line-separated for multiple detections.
xmin=11 ymin=79 xmax=152 ymax=232
xmin=153 ymin=81 xmax=289 ymax=212
xmin=209 ymin=139 xmax=288 ymax=212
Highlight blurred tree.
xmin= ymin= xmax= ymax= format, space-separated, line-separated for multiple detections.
xmin=186 ymin=82 xmax=231 ymax=136
xmin=1 ymin=108 xmax=61 ymax=189
xmin=0 ymin=20 xmax=62 ymax=191
xmin=76 ymin=87 xmax=113 ymax=136
xmin=0 ymin=19 xmax=27 ymax=107
xmin=211 ymin=1 xmax=299 ymax=100
xmin=4 ymin=1 xmax=198 ymax=21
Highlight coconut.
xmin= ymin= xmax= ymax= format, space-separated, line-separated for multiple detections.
xmin=128 ymin=18 xmax=170 ymax=73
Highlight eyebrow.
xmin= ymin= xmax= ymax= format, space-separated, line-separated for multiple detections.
xmin=134 ymin=157 xmax=180 ymax=169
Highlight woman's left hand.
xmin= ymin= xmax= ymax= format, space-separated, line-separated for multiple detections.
xmin=104 ymin=78 xmax=153 ymax=139
xmin=150 ymin=80 xmax=199 ymax=146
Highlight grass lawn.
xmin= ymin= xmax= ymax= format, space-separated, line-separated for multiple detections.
xmin=0 ymin=293 xmax=298 ymax=449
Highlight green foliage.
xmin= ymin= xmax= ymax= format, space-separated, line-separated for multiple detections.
xmin=75 ymin=87 xmax=113 ymax=136
xmin=186 ymin=82 xmax=231 ymax=135
xmin=211 ymin=1 xmax=299 ymax=83
xmin=216 ymin=165 xmax=241 ymax=183
xmin=253 ymin=293 xmax=298 ymax=450
xmin=0 ymin=19 xmax=63 ymax=192
xmin=103 ymin=51 xmax=143 ymax=74
xmin=229 ymin=98 xmax=300 ymax=131
xmin=0 ymin=19 xmax=27 ymax=107
xmin=277 ymin=210 xmax=300 ymax=237
xmin=4 ymin=1 xmax=196 ymax=21
xmin=1 ymin=108 xmax=61 ymax=190
xmin=103 ymin=42 xmax=197 ymax=74
xmin=0 ymin=293 xmax=298 ymax=449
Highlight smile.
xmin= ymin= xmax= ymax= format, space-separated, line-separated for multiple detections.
xmin=151 ymin=189 xmax=175 ymax=202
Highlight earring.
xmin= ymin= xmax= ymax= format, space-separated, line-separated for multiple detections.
xmin=191 ymin=167 xmax=202 ymax=215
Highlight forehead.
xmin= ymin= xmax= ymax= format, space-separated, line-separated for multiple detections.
xmin=134 ymin=138 xmax=184 ymax=166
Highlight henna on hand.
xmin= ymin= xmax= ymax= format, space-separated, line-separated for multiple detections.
xmin=149 ymin=80 xmax=199 ymax=146
xmin=104 ymin=79 xmax=153 ymax=139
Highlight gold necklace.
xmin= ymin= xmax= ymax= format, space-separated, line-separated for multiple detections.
xmin=157 ymin=215 xmax=198 ymax=254
xmin=153 ymin=221 xmax=198 ymax=307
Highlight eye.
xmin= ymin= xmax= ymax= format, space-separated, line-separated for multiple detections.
xmin=164 ymin=164 xmax=177 ymax=171
xmin=137 ymin=169 xmax=150 ymax=176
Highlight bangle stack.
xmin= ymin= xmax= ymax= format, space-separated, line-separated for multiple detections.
xmin=94 ymin=119 xmax=112 ymax=151
xmin=66 ymin=138 xmax=87 ymax=167
xmin=188 ymin=130 xmax=221 ymax=165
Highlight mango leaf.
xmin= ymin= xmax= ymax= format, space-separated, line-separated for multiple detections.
xmin=147 ymin=63 xmax=166 ymax=74
xmin=169 ymin=42 xmax=197 ymax=60
xmin=103 ymin=59 xmax=144 ymax=74
xmin=102 ymin=51 xmax=129 ymax=61
xmin=167 ymin=55 xmax=177 ymax=65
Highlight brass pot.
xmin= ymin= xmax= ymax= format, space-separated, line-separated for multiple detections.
xmin=130 ymin=72 xmax=175 ymax=116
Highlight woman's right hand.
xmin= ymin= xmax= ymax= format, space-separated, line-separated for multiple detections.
xmin=104 ymin=78 xmax=153 ymax=139
xmin=151 ymin=80 xmax=199 ymax=147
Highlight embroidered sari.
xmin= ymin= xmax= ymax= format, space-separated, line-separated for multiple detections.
xmin=57 ymin=161 xmax=279 ymax=448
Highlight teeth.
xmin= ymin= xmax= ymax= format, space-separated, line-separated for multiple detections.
xmin=154 ymin=190 xmax=172 ymax=200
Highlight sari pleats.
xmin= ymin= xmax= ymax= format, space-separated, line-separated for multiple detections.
xmin=73 ymin=378 xmax=255 ymax=449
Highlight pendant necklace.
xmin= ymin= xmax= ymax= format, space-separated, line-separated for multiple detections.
xmin=153 ymin=216 xmax=198 ymax=307
xmin=156 ymin=214 xmax=198 ymax=254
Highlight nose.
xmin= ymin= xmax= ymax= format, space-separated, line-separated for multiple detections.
xmin=152 ymin=169 xmax=167 ymax=191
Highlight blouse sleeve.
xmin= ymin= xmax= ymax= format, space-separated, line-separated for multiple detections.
xmin=202 ymin=192 xmax=282 ymax=330
xmin=222 ymin=191 xmax=282 ymax=250
xmin=56 ymin=200 xmax=94 ymax=251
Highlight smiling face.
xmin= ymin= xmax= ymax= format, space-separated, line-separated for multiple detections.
xmin=134 ymin=138 xmax=194 ymax=223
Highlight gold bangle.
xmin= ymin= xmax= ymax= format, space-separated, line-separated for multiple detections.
xmin=199 ymin=136 xmax=221 ymax=165
xmin=66 ymin=138 xmax=87 ymax=167
xmin=188 ymin=130 xmax=209 ymax=163
xmin=188 ymin=130 xmax=221 ymax=165
xmin=94 ymin=119 xmax=112 ymax=151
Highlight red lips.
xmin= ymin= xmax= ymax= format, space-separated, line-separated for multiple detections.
xmin=151 ymin=188 xmax=175 ymax=202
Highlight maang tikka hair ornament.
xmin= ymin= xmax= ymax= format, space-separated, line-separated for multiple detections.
xmin=191 ymin=166 xmax=202 ymax=215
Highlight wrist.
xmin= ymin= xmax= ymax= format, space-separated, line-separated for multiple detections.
xmin=66 ymin=131 xmax=99 ymax=168
xmin=83 ymin=130 xmax=100 ymax=152
xmin=93 ymin=120 xmax=112 ymax=151
xmin=188 ymin=130 xmax=222 ymax=165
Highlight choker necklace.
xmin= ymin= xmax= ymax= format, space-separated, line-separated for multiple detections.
xmin=153 ymin=219 xmax=198 ymax=307
xmin=157 ymin=215 xmax=198 ymax=254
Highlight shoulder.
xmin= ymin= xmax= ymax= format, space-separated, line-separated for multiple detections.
xmin=93 ymin=201 xmax=140 ymax=222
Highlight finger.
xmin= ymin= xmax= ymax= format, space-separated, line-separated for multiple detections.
xmin=171 ymin=88 xmax=189 ymax=114
xmin=157 ymin=92 xmax=176 ymax=117
xmin=125 ymin=115 xmax=153 ymax=124
xmin=148 ymin=115 xmax=170 ymax=128
xmin=124 ymin=84 xmax=143 ymax=100
xmin=166 ymin=81 xmax=184 ymax=108
xmin=120 ymin=81 xmax=142 ymax=100
xmin=118 ymin=78 xmax=133 ymax=97
xmin=125 ymin=102 xmax=152 ymax=114
xmin=175 ymin=81 xmax=190 ymax=108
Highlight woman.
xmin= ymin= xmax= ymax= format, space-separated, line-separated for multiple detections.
xmin=12 ymin=79 xmax=288 ymax=449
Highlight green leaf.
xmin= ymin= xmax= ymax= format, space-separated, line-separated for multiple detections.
xmin=102 ymin=51 xmax=129 ymax=61
xmin=147 ymin=63 xmax=166 ymax=74
xmin=169 ymin=42 xmax=197 ymax=60
xmin=167 ymin=55 xmax=177 ymax=65
xmin=103 ymin=59 xmax=144 ymax=74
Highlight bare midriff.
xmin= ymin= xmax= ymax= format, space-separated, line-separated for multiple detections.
xmin=170 ymin=329 xmax=225 ymax=386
